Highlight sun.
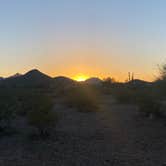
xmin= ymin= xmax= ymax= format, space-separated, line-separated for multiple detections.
xmin=74 ymin=75 xmax=89 ymax=82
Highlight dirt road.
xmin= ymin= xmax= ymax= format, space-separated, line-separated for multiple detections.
xmin=0 ymin=95 xmax=166 ymax=166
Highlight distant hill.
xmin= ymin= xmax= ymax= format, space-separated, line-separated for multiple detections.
xmin=54 ymin=76 xmax=75 ymax=84
xmin=0 ymin=69 xmax=153 ymax=89
xmin=126 ymin=79 xmax=151 ymax=87
xmin=23 ymin=69 xmax=52 ymax=81
xmin=0 ymin=70 xmax=78 ymax=89
xmin=54 ymin=76 xmax=76 ymax=89
xmin=1 ymin=69 xmax=53 ymax=88
xmin=6 ymin=73 xmax=22 ymax=79
xmin=85 ymin=77 xmax=102 ymax=85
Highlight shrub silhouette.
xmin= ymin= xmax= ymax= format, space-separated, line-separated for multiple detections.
xmin=0 ymin=95 xmax=17 ymax=132
xmin=65 ymin=86 xmax=99 ymax=112
xmin=154 ymin=64 xmax=166 ymax=98
xmin=111 ymin=86 xmax=139 ymax=104
xmin=137 ymin=94 xmax=161 ymax=118
xmin=27 ymin=95 xmax=57 ymax=137
xmin=102 ymin=77 xmax=116 ymax=87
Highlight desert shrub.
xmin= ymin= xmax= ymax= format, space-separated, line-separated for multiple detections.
xmin=158 ymin=63 xmax=166 ymax=81
xmin=14 ymin=89 xmax=52 ymax=116
xmin=111 ymin=84 xmax=153 ymax=104
xmin=102 ymin=77 xmax=116 ymax=87
xmin=27 ymin=95 xmax=57 ymax=137
xmin=65 ymin=85 xmax=99 ymax=112
xmin=137 ymin=94 xmax=161 ymax=118
xmin=0 ymin=95 xmax=17 ymax=131
xmin=154 ymin=64 xmax=166 ymax=98
xmin=111 ymin=87 xmax=138 ymax=104
xmin=101 ymin=78 xmax=116 ymax=95
xmin=15 ymin=91 xmax=37 ymax=116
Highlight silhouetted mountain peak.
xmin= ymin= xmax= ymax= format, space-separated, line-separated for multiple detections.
xmin=53 ymin=76 xmax=76 ymax=90
xmin=1 ymin=69 xmax=53 ymax=88
xmin=85 ymin=77 xmax=102 ymax=85
xmin=126 ymin=79 xmax=151 ymax=87
xmin=7 ymin=73 xmax=22 ymax=79
xmin=25 ymin=69 xmax=42 ymax=75
xmin=128 ymin=79 xmax=149 ymax=84
xmin=24 ymin=69 xmax=51 ymax=79
xmin=54 ymin=76 xmax=74 ymax=81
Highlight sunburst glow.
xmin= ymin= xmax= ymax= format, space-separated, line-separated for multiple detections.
xmin=74 ymin=75 xmax=89 ymax=82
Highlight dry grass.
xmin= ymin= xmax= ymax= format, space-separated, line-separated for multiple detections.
xmin=64 ymin=85 xmax=100 ymax=112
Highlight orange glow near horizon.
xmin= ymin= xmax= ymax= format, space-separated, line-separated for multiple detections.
xmin=73 ymin=75 xmax=89 ymax=82
xmin=0 ymin=66 xmax=155 ymax=83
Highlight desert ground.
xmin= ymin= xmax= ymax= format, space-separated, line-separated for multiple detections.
xmin=0 ymin=95 xmax=166 ymax=166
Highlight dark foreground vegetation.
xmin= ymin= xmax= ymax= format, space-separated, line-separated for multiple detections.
xmin=0 ymin=66 xmax=166 ymax=165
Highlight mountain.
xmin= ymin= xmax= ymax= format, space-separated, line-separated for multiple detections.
xmin=54 ymin=76 xmax=76 ymax=89
xmin=23 ymin=69 xmax=52 ymax=81
xmin=126 ymin=79 xmax=151 ymax=87
xmin=85 ymin=77 xmax=102 ymax=85
xmin=0 ymin=77 xmax=3 ymax=80
xmin=54 ymin=76 xmax=74 ymax=83
xmin=7 ymin=73 xmax=22 ymax=79
xmin=1 ymin=69 xmax=53 ymax=88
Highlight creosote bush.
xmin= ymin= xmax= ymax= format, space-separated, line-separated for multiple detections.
xmin=109 ymin=84 xmax=162 ymax=118
xmin=137 ymin=94 xmax=161 ymax=118
xmin=0 ymin=95 xmax=17 ymax=132
xmin=27 ymin=95 xmax=57 ymax=137
xmin=65 ymin=85 xmax=99 ymax=112
xmin=110 ymin=86 xmax=142 ymax=104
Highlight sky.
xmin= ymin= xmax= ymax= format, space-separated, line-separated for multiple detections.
xmin=0 ymin=0 xmax=166 ymax=81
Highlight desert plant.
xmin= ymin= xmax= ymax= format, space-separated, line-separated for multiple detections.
xmin=102 ymin=77 xmax=116 ymax=87
xmin=158 ymin=64 xmax=166 ymax=81
xmin=27 ymin=95 xmax=57 ymax=137
xmin=111 ymin=86 xmax=138 ymax=104
xmin=65 ymin=86 xmax=99 ymax=112
xmin=0 ymin=96 xmax=17 ymax=131
xmin=137 ymin=93 xmax=161 ymax=118
xmin=154 ymin=64 xmax=166 ymax=98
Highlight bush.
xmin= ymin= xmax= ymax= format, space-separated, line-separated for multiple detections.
xmin=154 ymin=64 xmax=166 ymax=98
xmin=15 ymin=89 xmax=52 ymax=116
xmin=137 ymin=93 xmax=161 ymax=118
xmin=102 ymin=77 xmax=116 ymax=87
xmin=27 ymin=95 xmax=57 ymax=137
xmin=65 ymin=86 xmax=99 ymax=112
xmin=111 ymin=87 xmax=138 ymax=104
xmin=0 ymin=96 xmax=17 ymax=131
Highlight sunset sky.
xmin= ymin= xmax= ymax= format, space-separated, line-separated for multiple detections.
xmin=0 ymin=0 xmax=166 ymax=81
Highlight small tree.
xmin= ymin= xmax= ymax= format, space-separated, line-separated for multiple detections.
xmin=103 ymin=77 xmax=116 ymax=87
xmin=137 ymin=94 xmax=160 ymax=118
xmin=27 ymin=95 xmax=57 ymax=137
xmin=158 ymin=64 xmax=166 ymax=81
xmin=155 ymin=64 xmax=166 ymax=98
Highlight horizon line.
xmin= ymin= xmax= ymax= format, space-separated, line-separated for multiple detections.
xmin=0 ymin=68 xmax=152 ymax=83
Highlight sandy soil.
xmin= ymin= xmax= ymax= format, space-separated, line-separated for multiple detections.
xmin=0 ymin=95 xmax=166 ymax=166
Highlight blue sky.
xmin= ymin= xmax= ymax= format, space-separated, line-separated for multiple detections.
xmin=0 ymin=0 xmax=166 ymax=81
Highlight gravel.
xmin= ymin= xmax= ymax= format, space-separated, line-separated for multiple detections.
xmin=0 ymin=95 xmax=166 ymax=166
